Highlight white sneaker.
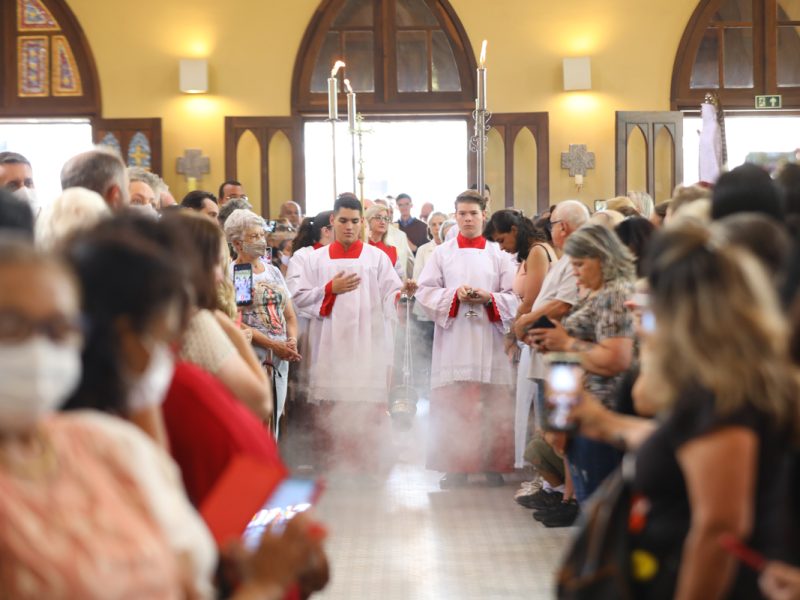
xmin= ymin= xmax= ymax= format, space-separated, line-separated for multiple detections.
xmin=514 ymin=477 xmax=543 ymax=499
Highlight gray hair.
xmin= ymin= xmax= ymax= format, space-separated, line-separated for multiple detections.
xmin=0 ymin=151 xmax=31 ymax=166
xmin=61 ymin=147 xmax=127 ymax=199
xmin=218 ymin=196 xmax=253 ymax=227
xmin=223 ymin=208 xmax=265 ymax=243
xmin=553 ymin=200 xmax=590 ymax=230
xmin=35 ymin=187 xmax=110 ymax=251
xmin=127 ymin=167 xmax=161 ymax=195
xmin=628 ymin=191 xmax=654 ymax=218
xmin=564 ymin=223 xmax=635 ymax=283
xmin=440 ymin=219 xmax=457 ymax=240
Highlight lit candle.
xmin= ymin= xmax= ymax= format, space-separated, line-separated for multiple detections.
xmin=345 ymin=78 xmax=357 ymax=131
xmin=477 ymin=40 xmax=487 ymax=110
xmin=328 ymin=60 xmax=345 ymax=121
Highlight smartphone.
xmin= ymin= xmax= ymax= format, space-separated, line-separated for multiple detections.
xmin=543 ymin=353 xmax=583 ymax=432
xmin=641 ymin=311 xmax=656 ymax=334
xmin=718 ymin=534 xmax=766 ymax=572
xmin=233 ymin=263 xmax=253 ymax=306
xmin=242 ymin=477 xmax=325 ymax=549
xmin=528 ymin=315 xmax=556 ymax=331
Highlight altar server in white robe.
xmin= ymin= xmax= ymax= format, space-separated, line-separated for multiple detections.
xmin=292 ymin=194 xmax=415 ymax=473
xmin=416 ymin=190 xmax=519 ymax=489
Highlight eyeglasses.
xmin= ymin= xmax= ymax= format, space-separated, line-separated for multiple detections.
xmin=371 ymin=216 xmax=392 ymax=223
xmin=245 ymin=232 xmax=266 ymax=241
xmin=274 ymin=224 xmax=296 ymax=232
xmin=546 ymin=219 xmax=564 ymax=232
xmin=0 ymin=310 xmax=83 ymax=346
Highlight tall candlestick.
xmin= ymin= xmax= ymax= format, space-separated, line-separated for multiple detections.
xmin=475 ymin=40 xmax=488 ymax=197
xmin=477 ymin=40 xmax=487 ymax=110
xmin=345 ymin=78 xmax=358 ymax=193
xmin=328 ymin=60 xmax=345 ymax=121
xmin=327 ymin=60 xmax=345 ymax=199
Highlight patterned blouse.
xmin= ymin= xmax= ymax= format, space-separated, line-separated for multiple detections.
xmin=563 ymin=279 xmax=634 ymax=408
xmin=231 ymin=259 xmax=292 ymax=363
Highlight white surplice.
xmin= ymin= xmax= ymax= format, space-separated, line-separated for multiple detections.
xmin=416 ymin=235 xmax=519 ymax=389
xmin=291 ymin=240 xmax=402 ymax=404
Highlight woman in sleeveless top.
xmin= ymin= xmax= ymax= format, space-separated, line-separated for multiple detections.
xmin=484 ymin=210 xmax=557 ymax=469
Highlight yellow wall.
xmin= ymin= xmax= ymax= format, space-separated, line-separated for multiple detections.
xmin=66 ymin=0 xmax=700 ymax=207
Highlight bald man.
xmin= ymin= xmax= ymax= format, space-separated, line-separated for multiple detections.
xmin=279 ymin=201 xmax=303 ymax=229
xmin=419 ymin=202 xmax=434 ymax=223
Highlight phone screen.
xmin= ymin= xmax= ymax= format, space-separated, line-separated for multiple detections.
xmin=242 ymin=478 xmax=320 ymax=549
xmin=233 ymin=264 xmax=253 ymax=306
xmin=544 ymin=358 xmax=583 ymax=431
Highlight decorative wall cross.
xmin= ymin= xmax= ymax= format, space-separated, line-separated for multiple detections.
xmin=561 ymin=144 xmax=595 ymax=177
xmin=176 ymin=149 xmax=210 ymax=191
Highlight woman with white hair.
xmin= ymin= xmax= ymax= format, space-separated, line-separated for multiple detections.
xmin=365 ymin=203 xmax=404 ymax=280
xmin=224 ymin=209 xmax=301 ymax=436
xmin=35 ymin=187 xmax=110 ymax=250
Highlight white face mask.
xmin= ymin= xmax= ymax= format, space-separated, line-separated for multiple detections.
xmin=0 ymin=337 xmax=82 ymax=432
xmin=130 ymin=203 xmax=159 ymax=219
xmin=127 ymin=341 xmax=175 ymax=412
xmin=12 ymin=186 xmax=40 ymax=218
xmin=280 ymin=254 xmax=290 ymax=266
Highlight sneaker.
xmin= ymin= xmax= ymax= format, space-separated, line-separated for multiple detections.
xmin=485 ymin=472 xmax=505 ymax=487
xmin=439 ymin=473 xmax=468 ymax=490
xmin=517 ymin=489 xmax=563 ymax=510
xmin=514 ymin=478 xmax=543 ymax=499
xmin=541 ymin=500 xmax=579 ymax=528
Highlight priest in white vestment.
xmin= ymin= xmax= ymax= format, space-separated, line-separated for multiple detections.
xmin=416 ymin=190 xmax=519 ymax=489
xmin=292 ymin=194 xmax=415 ymax=473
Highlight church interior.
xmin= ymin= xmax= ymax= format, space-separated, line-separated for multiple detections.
xmin=1 ymin=0 xmax=800 ymax=598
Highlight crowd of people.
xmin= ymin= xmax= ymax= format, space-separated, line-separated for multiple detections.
xmin=1 ymin=144 xmax=800 ymax=598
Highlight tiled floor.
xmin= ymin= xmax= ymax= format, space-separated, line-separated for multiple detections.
xmin=313 ymin=402 xmax=573 ymax=599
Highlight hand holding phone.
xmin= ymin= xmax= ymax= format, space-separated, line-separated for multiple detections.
xmin=527 ymin=314 xmax=556 ymax=331
xmin=543 ymin=353 xmax=583 ymax=432
xmin=234 ymin=263 xmax=254 ymax=306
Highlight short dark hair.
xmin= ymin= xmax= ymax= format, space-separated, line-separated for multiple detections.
xmin=712 ymin=163 xmax=783 ymax=221
xmin=469 ymin=183 xmax=491 ymax=193
xmin=0 ymin=189 xmax=34 ymax=239
xmin=334 ymin=193 xmax=362 ymax=214
xmin=181 ymin=190 xmax=217 ymax=211
xmin=615 ymin=216 xmax=656 ymax=277
xmin=455 ymin=189 xmax=487 ymax=211
xmin=396 ymin=193 xmax=411 ymax=202
xmin=218 ymin=179 xmax=242 ymax=199
xmin=0 ymin=151 xmax=31 ymax=166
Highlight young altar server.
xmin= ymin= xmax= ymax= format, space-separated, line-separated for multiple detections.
xmin=292 ymin=194 xmax=415 ymax=474
xmin=416 ymin=189 xmax=519 ymax=489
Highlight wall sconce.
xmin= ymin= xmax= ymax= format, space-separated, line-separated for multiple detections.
xmin=563 ymin=57 xmax=591 ymax=91
xmin=179 ymin=59 xmax=208 ymax=94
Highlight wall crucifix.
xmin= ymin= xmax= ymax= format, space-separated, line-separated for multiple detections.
xmin=561 ymin=144 xmax=595 ymax=188
xmin=176 ymin=149 xmax=210 ymax=191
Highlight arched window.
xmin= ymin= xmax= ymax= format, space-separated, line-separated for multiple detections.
xmin=672 ymin=0 xmax=800 ymax=109
xmin=292 ymin=0 xmax=477 ymax=114
xmin=0 ymin=0 xmax=100 ymax=116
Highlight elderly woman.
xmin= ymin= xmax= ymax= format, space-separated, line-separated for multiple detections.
xmin=163 ymin=211 xmax=273 ymax=420
xmin=35 ymin=187 xmax=110 ymax=250
xmin=570 ymin=225 xmax=799 ymax=599
xmin=530 ymin=224 xmax=635 ymax=507
xmin=224 ymin=209 xmax=300 ymax=436
xmin=366 ymin=203 xmax=404 ymax=280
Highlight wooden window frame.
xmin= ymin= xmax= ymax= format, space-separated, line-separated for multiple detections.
xmin=475 ymin=113 xmax=550 ymax=214
xmin=672 ymin=0 xmax=800 ymax=109
xmin=92 ymin=117 xmax=163 ymax=175
xmin=224 ymin=117 xmax=305 ymax=219
xmin=615 ymin=111 xmax=683 ymax=197
xmin=291 ymin=0 xmax=477 ymax=115
xmin=0 ymin=0 xmax=101 ymax=117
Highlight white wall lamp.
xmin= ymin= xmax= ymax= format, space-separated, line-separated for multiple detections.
xmin=563 ymin=57 xmax=592 ymax=91
xmin=179 ymin=59 xmax=209 ymax=94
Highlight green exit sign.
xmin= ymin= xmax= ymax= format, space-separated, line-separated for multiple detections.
xmin=755 ymin=95 xmax=782 ymax=109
